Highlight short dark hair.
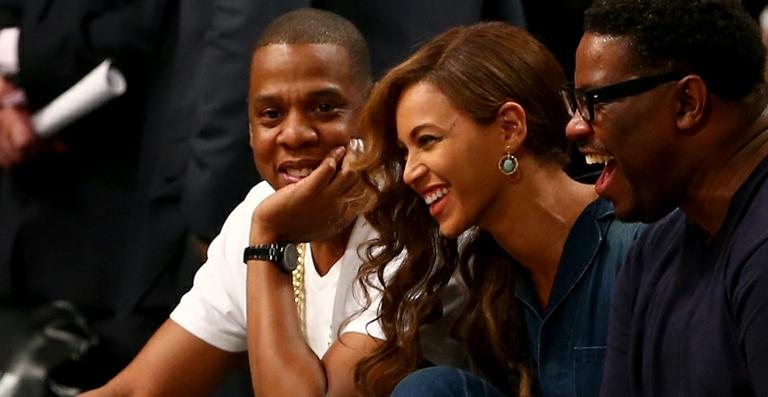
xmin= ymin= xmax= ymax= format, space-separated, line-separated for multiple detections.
xmin=584 ymin=0 xmax=766 ymax=99
xmin=257 ymin=8 xmax=372 ymax=86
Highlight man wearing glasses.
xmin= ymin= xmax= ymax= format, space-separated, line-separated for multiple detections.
xmin=563 ymin=0 xmax=768 ymax=395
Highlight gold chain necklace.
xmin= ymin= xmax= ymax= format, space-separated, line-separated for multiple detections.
xmin=291 ymin=243 xmax=307 ymax=338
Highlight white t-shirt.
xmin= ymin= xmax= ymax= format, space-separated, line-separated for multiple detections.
xmin=170 ymin=181 xmax=384 ymax=358
xmin=303 ymin=243 xmax=341 ymax=356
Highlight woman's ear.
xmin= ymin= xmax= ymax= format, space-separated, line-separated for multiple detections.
xmin=496 ymin=101 xmax=527 ymax=149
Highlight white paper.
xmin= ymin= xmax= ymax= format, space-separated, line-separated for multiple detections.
xmin=0 ymin=27 xmax=20 ymax=76
xmin=31 ymin=60 xmax=127 ymax=138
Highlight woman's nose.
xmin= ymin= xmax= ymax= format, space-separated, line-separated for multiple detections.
xmin=402 ymin=154 xmax=427 ymax=186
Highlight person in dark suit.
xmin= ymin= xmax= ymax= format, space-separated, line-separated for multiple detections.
xmin=0 ymin=0 xmax=217 ymax=391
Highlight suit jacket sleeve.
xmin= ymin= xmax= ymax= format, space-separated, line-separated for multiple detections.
xmin=17 ymin=0 xmax=177 ymax=109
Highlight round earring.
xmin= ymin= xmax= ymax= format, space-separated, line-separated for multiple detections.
xmin=498 ymin=146 xmax=519 ymax=176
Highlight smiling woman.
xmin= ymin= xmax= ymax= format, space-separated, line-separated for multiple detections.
xmin=351 ymin=22 xmax=645 ymax=397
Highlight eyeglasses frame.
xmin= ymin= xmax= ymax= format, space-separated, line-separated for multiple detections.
xmin=560 ymin=71 xmax=687 ymax=122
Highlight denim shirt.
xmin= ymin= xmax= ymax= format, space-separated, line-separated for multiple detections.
xmin=515 ymin=198 xmax=644 ymax=397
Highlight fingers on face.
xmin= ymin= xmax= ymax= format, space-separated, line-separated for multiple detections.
xmin=306 ymin=146 xmax=348 ymax=187
xmin=294 ymin=146 xmax=360 ymax=205
xmin=299 ymin=151 xmax=340 ymax=194
xmin=332 ymin=163 xmax=359 ymax=194
xmin=325 ymin=145 xmax=361 ymax=194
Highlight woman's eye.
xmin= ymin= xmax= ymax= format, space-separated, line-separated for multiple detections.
xmin=417 ymin=135 xmax=440 ymax=147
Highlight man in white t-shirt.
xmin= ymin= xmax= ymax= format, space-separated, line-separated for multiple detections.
xmin=81 ymin=8 xmax=391 ymax=396
xmin=168 ymin=184 xmax=382 ymax=359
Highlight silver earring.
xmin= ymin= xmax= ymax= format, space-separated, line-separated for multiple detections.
xmin=498 ymin=146 xmax=519 ymax=176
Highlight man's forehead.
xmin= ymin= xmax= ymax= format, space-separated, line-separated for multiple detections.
xmin=251 ymin=86 xmax=347 ymax=104
xmin=252 ymin=43 xmax=356 ymax=83
xmin=252 ymin=43 xmax=351 ymax=69
xmin=575 ymin=34 xmax=634 ymax=87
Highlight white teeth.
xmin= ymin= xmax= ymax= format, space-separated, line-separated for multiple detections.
xmin=424 ymin=187 xmax=448 ymax=205
xmin=285 ymin=167 xmax=313 ymax=177
xmin=584 ymin=154 xmax=614 ymax=165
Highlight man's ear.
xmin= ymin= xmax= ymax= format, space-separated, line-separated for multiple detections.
xmin=676 ymin=75 xmax=708 ymax=132
xmin=497 ymin=101 xmax=527 ymax=149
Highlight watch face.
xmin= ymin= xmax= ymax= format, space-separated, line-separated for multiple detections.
xmin=282 ymin=243 xmax=300 ymax=272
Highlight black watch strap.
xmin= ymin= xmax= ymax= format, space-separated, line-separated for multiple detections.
xmin=243 ymin=243 xmax=299 ymax=273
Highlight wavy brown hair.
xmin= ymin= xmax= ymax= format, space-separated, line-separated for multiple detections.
xmin=351 ymin=22 xmax=569 ymax=396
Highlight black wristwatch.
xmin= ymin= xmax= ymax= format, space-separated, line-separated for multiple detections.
xmin=243 ymin=243 xmax=300 ymax=273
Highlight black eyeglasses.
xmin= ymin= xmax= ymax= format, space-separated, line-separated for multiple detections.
xmin=560 ymin=71 xmax=685 ymax=122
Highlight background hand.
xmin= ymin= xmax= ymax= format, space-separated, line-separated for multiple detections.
xmin=0 ymin=76 xmax=67 ymax=168
xmin=0 ymin=106 xmax=39 ymax=168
